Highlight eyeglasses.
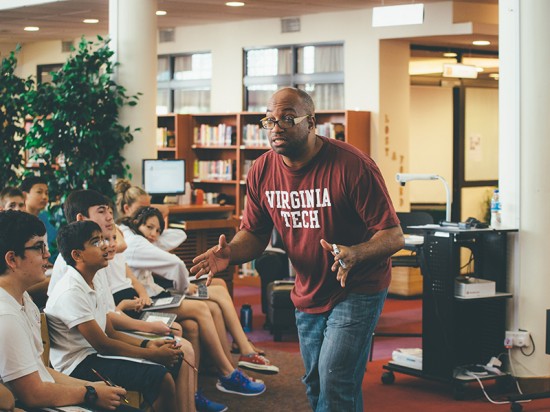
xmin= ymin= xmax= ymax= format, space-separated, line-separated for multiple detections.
xmin=24 ymin=242 xmax=49 ymax=256
xmin=260 ymin=115 xmax=311 ymax=130
xmin=90 ymin=238 xmax=110 ymax=248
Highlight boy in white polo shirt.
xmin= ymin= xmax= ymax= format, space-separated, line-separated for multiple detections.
xmin=45 ymin=220 xmax=189 ymax=412
xmin=0 ymin=210 xmax=134 ymax=411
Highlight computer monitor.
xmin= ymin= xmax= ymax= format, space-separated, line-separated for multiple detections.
xmin=142 ymin=159 xmax=186 ymax=204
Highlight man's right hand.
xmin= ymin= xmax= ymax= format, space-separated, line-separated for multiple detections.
xmin=91 ymin=382 xmax=127 ymax=410
xmin=190 ymin=234 xmax=231 ymax=286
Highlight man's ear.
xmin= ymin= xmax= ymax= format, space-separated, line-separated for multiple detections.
xmin=308 ymin=116 xmax=316 ymax=130
xmin=75 ymin=213 xmax=86 ymax=222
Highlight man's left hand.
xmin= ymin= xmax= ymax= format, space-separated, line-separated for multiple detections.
xmin=320 ymin=239 xmax=352 ymax=288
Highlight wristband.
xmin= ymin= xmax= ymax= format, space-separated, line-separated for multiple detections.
xmin=140 ymin=339 xmax=150 ymax=348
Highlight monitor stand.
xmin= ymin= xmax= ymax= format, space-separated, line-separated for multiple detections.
xmin=150 ymin=194 xmax=165 ymax=205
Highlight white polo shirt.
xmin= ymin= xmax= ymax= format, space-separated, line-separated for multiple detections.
xmin=0 ymin=288 xmax=54 ymax=386
xmin=45 ymin=266 xmax=113 ymax=375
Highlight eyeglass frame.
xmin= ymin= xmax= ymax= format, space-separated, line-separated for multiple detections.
xmin=90 ymin=238 xmax=109 ymax=249
xmin=23 ymin=242 xmax=49 ymax=256
xmin=260 ymin=114 xmax=312 ymax=130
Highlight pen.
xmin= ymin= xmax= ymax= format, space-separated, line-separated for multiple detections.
xmin=91 ymin=368 xmax=129 ymax=404
xmin=332 ymin=244 xmax=347 ymax=268
xmin=182 ymin=356 xmax=199 ymax=372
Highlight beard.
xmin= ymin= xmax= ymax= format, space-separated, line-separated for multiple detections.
xmin=270 ymin=130 xmax=311 ymax=159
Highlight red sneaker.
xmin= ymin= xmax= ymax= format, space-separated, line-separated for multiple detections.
xmin=238 ymin=353 xmax=279 ymax=374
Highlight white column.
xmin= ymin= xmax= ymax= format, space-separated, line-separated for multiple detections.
xmin=109 ymin=0 xmax=157 ymax=185
xmin=500 ymin=0 xmax=550 ymax=376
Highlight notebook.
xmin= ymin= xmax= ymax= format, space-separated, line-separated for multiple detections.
xmin=141 ymin=294 xmax=185 ymax=311
xmin=139 ymin=311 xmax=177 ymax=327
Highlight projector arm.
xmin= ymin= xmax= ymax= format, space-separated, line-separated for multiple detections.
xmin=396 ymin=173 xmax=451 ymax=222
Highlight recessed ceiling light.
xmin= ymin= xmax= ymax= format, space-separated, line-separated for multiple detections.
xmin=83 ymin=19 xmax=99 ymax=24
xmin=24 ymin=26 xmax=39 ymax=32
xmin=489 ymin=73 xmax=499 ymax=80
xmin=443 ymin=52 xmax=457 ymax=58
xmin=156 ymin=10 xmax=167 ymax=16
xmin=226 ymin=1 xmax=245 ymax=6
xmin=472 ymin=40 xmax=491 ymax=46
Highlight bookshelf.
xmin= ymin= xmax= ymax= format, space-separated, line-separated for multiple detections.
xmin=156 ymin=114 xmax=192 ymax=160
xmin=156 ymin=110 xmax=370 ymax=217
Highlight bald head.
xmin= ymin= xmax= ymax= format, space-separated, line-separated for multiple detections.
xmin=270 ymin=87 xmax=315 ymax=116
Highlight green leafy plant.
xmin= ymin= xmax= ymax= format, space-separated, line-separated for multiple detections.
xmin=25 ymin=36 xmax=139 ymax=223
xmin=0 ymin=47 xmax=34 ymax=187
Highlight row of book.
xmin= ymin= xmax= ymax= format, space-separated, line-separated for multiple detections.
xmin=316 ymin=122 xmax=345 ymax=141
xmin=193 ymin=124 xmax=236 ymax=146
xmin=156 ymin=127 xmax=176 ymax=147
xmin=242 ymin=124 xmax=269 ymax=147
xmin=193 ymin=159 xmax=235 ymax=181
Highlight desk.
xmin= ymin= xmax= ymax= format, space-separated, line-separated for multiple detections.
xmin=168 ymin=204 xmax=235 ymax=220
xmin=168 ymin=204 xmax=239 ymax=294
xmin=383 ymin=226 xmax=517 ymax=398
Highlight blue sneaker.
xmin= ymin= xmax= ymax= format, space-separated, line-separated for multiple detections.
xmin=195 ymin=390 xmax=228 ymax=412
xmin=216 ymin=369 xmax=266 ymax=396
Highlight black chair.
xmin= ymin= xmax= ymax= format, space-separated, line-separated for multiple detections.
xmin=369 ymin=211 xmax=432 ymax=362
xmin=255 ymin=229 xmax=290 ymax=318
xmin=255 ymin=229 xmax=296 ymax=340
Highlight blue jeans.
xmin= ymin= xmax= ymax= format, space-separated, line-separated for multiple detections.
xmin=296 ymin=290 xmax=388 ymax=412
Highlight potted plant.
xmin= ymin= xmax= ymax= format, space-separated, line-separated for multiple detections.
xmin=25 ymin=36 xmax=140 ymax=223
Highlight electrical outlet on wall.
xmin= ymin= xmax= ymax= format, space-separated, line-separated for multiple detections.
xmin=505 ymin=330 xmax=530 ymax=348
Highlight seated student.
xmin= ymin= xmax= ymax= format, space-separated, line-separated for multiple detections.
xmin=104 ymin=228 xmax=230 ymax=412
xmin=0 ymin=187 xmax=26 ymax=211
xmin=48 ymin=189 xmax=116 ymax=294
xmin=48 ymin=191 xmax=220 ymax=411
xmin=0 ymin=210 xmax=136 ymax=411
xmin=115 ymin=178 xmax=185 ymax=252
xmin=105 ymin=227 xmax=154 ymax=316
xmin=20 ymin=176 xmax=58 ymax=264
xmin=45 ymin=220 xmax=194 ymax=412
xmin=120 ymin=206 xmax=278 ymax=374
xmin=48 ymin=190 xmax=184 ymax=339
xmin=51 ymin=190 xmax=246 ymax=406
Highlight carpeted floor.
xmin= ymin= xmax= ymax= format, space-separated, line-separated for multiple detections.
xmin=199 ymin=349 xmax=309 ymax=411
xmin=196 ymin=280 xmax=550 ymax=411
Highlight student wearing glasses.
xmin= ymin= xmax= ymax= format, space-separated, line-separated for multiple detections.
xmin=45 ymin=220 xmax=187 ymax=412
xmin=0 ymin=211 xmax=136 ymax=411
xmin=192 ymin=87 xmax=404 ymax=411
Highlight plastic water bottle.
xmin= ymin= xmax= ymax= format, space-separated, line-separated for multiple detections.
xmin=490 ymin=189 xmax=502 ymax=228
xmin=240 ymin=304 xmax=253 ymax=332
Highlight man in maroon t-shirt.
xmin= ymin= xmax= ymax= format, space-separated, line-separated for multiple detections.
xmin=192 ymin=87 xmax=404 ymax=411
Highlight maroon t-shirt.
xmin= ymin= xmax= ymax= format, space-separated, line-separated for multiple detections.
xmin=241 ymin=136 xmax=399 ymax=313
